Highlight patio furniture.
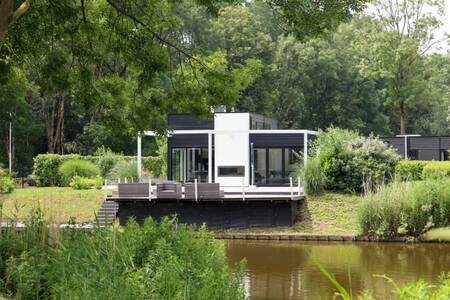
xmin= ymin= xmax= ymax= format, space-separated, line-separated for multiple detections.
xmin=118 ymin=183 xmax=149 ymax=198
xmin=156 ymin=181 xmax=182 ymax=199
xmin=184 ymin=182 xmax=224 ymax=199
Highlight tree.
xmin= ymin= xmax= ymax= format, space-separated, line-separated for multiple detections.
xmin=355 ymin=0 xmax=446 ymax=134
xmin=0 ymin=0 xmax=31 ymax=47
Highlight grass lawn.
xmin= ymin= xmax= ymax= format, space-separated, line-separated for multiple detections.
xmin=0 ymin=187 xmax=104 ymax=224
xmin=215 ymin=193 xmax=362 ymax=236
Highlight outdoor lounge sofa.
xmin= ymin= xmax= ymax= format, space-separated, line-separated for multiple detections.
xmin=117 ymin=183 xmax=149 ymax=198
xmin=156 ymin=181 xmax=182 ymax=199
xmin=184 ymin=182 xmax=224 ymax=199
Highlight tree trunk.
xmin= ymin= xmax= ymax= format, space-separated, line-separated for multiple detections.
xmin=399 ymin=100 xmax=405 ymax=135
xmin=46 ymin=93 xmax=65 ymax=154
xmin=0 ymin=0 xmax=14 ymax=47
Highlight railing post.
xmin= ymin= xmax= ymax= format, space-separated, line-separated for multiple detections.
xmin=297 ymin=176 xmax=301 ymax=196
xmin=242 ymin=177 xmax=246 ymax=202
xmin=148 ymin=177 xmax=152 ymax=201
xmin=289 ymin=177 xmax=293 ymax=200
xmin=104 ymin=179 xmax=108 ymax=199
xmin=124 ymin=177 xmax=128 ymax=184
xmin=194 ymin=178 xmax=198 ymax=202
xmin=118 ymin=178 xmax=121 ymax=184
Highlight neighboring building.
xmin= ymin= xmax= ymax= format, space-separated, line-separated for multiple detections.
xmin=160 ymin=113 xmax=317 ymax=187
xmin=382 ymin=135 xmax=450 ymax=160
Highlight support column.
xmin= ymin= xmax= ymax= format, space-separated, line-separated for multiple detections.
xmin=304 ymin=132 xmax=308 ymax=167
xmin=404 ymin=136 xmax=408 ymax=159
xmin=208 ymin=132 xmax=212 ymax=183
xmin=137 ymin=134 xmax=142 ymax=181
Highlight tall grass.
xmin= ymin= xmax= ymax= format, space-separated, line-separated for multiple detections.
xmin=0 ymin=212 xmax=245 ymax=299
xmin=358 ymin=180 xmax=450 ymax=237
xmin=300 ymin=156 xmax=326 ymax=195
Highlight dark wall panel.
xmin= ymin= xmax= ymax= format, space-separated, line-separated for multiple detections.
xmin=250 ymin=133 xmax=305 ymax=147
xmin=440 ymin=137 xmax=450 ymax=149
xmin=382 ymin=137 xmax=405 ymax=157
xmin=409 ymin=137 xmax=439 ymax=150
xmin=168 ymin=114 xmax=214 ymax=130
xmin=418 ymin=149 xmax=440 ymax=160
xmin=118 ymin=201 xmax=298 ymax=228
xmin=169 ymin=134 xmax=208 ymax=148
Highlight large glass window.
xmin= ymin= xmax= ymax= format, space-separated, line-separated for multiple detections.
xmin=268 ymin=148 xmax=283 ymax=183
xmin=171 ymin=148 xmax=209 ymax=182
xmin=254 ymin=148 xmax=267 ymax=184
xmin=252 ymin=147 xmax=303 ymax=185
xmin=284 ymin=148 xmax=301 ymax=179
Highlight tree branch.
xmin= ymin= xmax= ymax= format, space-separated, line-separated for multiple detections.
xmin=105 ymin=0 xmax=206 ymax=67
xmin=12 ymin=0 xmax=32 ymax=22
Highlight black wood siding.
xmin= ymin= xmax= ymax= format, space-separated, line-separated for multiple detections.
xmin=382 ymin=137 xmax=405 ymax=157
xmin=250 ymin=133 xmax=305 ymax=147
xmin=168 ymin=114 xmax=213 ymax=130
xmin=169 ymin=134 xmax=209 ymax=148
xmin=118 ymin=201 xmax=297 ymax=228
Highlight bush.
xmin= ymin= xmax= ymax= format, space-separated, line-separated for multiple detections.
xmin=33 ymin=154 xmax=83 ymax=186
xmin=300 ymin=156 xmax=325 ymax=195
xmin=0 ymin=176 xmax=15 ymax=194
xmin=315 ymin=127 xmax=399 ymax=193
xmin=396 ymin=160 xmax=428 ymax=181
xmin=58 ymin=160 xmax=100 ymax=186
xmin=33 ymin=154 xmax=160 ymax=187
xmin=0 ymin=216 xmax=245 ymax=299
xmin=358 ymin=180 xmax=450 ymax=237
xmin=422 ymin=161 xmax=450 ymax=180
xmin=94 ymin=147 xmax=121 ymax=177
xmin=108 ymin=160 xmax=138 ymax=181
xmin=69 ymin=175 xmax=103 ymax=190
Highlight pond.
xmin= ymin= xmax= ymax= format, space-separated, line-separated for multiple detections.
xmin=225 ymin=240 xmax=450 ymax=299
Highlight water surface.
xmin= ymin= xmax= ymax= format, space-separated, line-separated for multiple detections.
xmin=225 ymin=240 xmax=450 ymax=299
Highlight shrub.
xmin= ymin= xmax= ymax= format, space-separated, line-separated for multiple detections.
xmin=0 ymin=216 xmax=245 ymax=299
xmin=422 ymin=161 xmax=450 ymax=180
xmin=396 ymin=160 xmax=428 ymax=181
xmin=33 ymin=154 xmax=159 ymax=187
xmin=315 ymin=127 xmax=399 ymax=193
xmin=69 ymin=175 xmax=103 ymax=190
xmin=108 ymin=160 xmax=138 ymax=181
xmin=94 ymin=147 xmax=121 ymax=177
xmin=58 ymin=160 xmax=100 ymax=186
xmin=0 ymin=176 xmax=15 ymax=194
xmin=358 ymin=180 xmax=450 ymax=237
xmin=33 ymin=154 xmax=83 ymax=186
xmin=300 ymin=156 xmax=325 ymax=195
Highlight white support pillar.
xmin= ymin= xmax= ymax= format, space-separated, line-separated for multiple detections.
xmin=404 ymin=136 xmax=408 ymax=159
xmin=137 ymin=134 xmax=142 ymax=180
xmin=208 ymin=132 xmax=212 ymax=183
xmin=303 ymin=132 xmax=308 ymax=167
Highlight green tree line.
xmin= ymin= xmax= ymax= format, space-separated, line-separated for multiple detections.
xmin=1 ymin=0 xmax=449 ymax=176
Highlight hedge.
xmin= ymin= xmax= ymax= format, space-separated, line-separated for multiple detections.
xmin=33 ymin=154 xmax=165 ymax=187
xmin=396 ymin=160 xmax=450 ymax=181
xmin=395 ymin=160 xmax=428 ymax=181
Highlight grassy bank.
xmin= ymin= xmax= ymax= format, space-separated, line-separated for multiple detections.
xmin=216 ymin=193 xmax=361 ymax=236
xmin=0 ymin=187 xmax=103 ymax=223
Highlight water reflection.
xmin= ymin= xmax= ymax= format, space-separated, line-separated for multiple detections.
xmin=225 ymin=240 xmax=450 ymax=299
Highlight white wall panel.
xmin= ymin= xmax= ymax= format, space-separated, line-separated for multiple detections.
xmin=214 ymin=113 xmax=250 ymax=186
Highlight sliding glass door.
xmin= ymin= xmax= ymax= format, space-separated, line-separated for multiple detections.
xmin=171 ymin=148 xmax=209 ymax=182
xmin=253 ymin=147 xmax=301 ymax=185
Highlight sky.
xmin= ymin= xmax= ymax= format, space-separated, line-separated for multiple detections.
xmin=365 ymin=0 xmax=450 ymax=54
